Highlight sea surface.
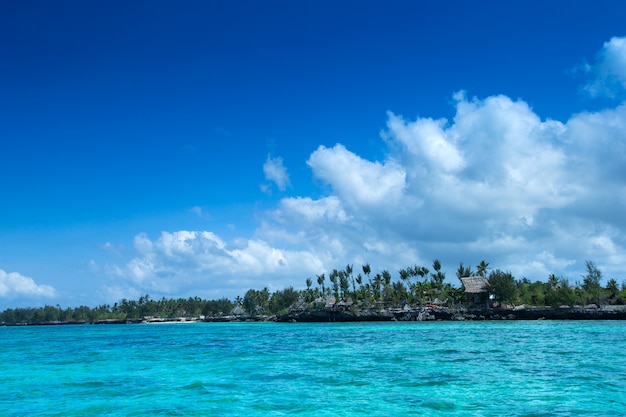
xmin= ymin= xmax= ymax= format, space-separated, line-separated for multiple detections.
xmin=1 ymin=321 xmax=625 ymax=416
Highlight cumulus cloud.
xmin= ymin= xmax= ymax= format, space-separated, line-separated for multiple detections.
xmin=262 ymin=154 xmax=290 ymax=192
xmin=307 ymin=144 xmax=408 ymax=210
xmin=258 ymin=90 xmax=626 ymax=282
xmin=384 ymin=112 xmax=465 ymax=173
xmin=109 ymin=91 xmax=626 ymax=297
xmin=108 ymin=38 xmax=626 ymax=297
xmin=0 ymin=269 xmax=57 ymax=299
xmin=583 ymin=36 xmax=626 ymax=97
xmin=274 ymin=196 xmax=350 ymax=225
xmin=111 ymin=230 xmax=325 ymax=298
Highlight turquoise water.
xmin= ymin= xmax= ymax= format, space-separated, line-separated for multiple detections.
xmin=1 ymin=321 xmax=625 ymax=416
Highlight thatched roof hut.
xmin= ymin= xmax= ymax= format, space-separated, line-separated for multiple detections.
xmin=230 ymin=305 xmax=246 ymax=316
xmin=460 ymin=276 xmax=489 ymax=294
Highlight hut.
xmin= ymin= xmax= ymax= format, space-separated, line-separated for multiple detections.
xmin=230 ymin=305 xmax=246 ymax=316
xmin=460 ymin=276 xmax=489 ymax=306
xmin=460 ymin=276 xmax=489 ymax=294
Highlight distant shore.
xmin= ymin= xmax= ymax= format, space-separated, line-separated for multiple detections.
xmin=4 ymin=304 xmax=626 ymax=326
xmin=276 ymin=304 xmax=626 ymax=322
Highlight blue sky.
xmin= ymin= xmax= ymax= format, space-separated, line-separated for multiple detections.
xmin=2 ymin=0 xmax=626 ymax=308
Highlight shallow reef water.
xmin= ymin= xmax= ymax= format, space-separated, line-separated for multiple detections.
xmin=1 ymin=321 xmax=625 ymax=416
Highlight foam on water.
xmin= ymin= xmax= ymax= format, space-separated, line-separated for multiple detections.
xmin=1 ymin=321 xmax=625 ymax=416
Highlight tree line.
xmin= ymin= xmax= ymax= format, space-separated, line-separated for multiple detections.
xmin=291 ymin=259 xmax=624 ymax=308
xmin=1 ymin=259 xmax=624 ymax=325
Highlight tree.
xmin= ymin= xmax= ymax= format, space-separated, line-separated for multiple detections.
xmin=548 ymin=274 xmax=559 ymax=290
xmin=456 ymin=262 xmax=472 ymax=280
xmin=316 ymin=273 xmax=326 ymax=295
xmin=488 ymin=270 xmax=517 ymax=305
xmin=606 ymin=278 xmax=619 ymax=297
xmin=582 ymin=260 xmax=602 ymax=304
xmin=417 ymin=266 xmax=429 ymax=280
xmin=243 ymin=288 xmax=270 ymax=315
xmin=477 ymin=260 xmax=490 ymax=277
xmin=382 ymin=269 xmax=392 ymax=301
xmin=399 ymin=268 xmax=413 ymax=303
xmin=391 ymin=281 xmax=408 ymax=304
xmin=345 ymin=264 xmax=356 ymax=295
xmin=339 ymin=271 xmax=350 ymax=299
xmin=372 ymin=273 xmax=383 ymax=300
xmin=329 ymin=269 xmax=340 ymax=299
xmin=431 ymin=259 xmax=445 ymax=291
xmin=355 ymin=273 xmax=363 ymax=288
xmin=414 ymin=281 xmax=426 ymax=304
xmin=399 ymin=268 xmax=410 ymax=282
xmin=269 ymin=287 xmax=300 ymax=314
xmin=557 ymin=278 xmax=577 ymax=306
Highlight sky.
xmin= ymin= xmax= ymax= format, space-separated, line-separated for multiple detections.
xmin=1 ymin=0 xmax=626 ymax=309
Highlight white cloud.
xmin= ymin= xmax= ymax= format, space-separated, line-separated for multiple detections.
xmin=258 ymin=86 xmax=626 ymax=283
xmin=307 ymin=144 xmax=407 ymax=210
xmin=189 ymin=205 xmax=210 ymax=219
xmin=274 ymin=196 xmax=350 ymax=225
xmin=262 ymin=154 xmax=290 ymax=192
xmin=384 ymin=112 xmax=465 ymax=173
xmin=583 ymin=36 xmax=626 ymax=97
xmin=107 ymin=37 xmax=626 ymax=295
xmin=100 ymin=285 xmax=142 ymax=304
xmin=111 ymin=230 xmax=325 ymax=297
xmin=0 ymin=269 xmax=57 ymax=299
xmin=564 ymin=103 xmax=626 ymax=191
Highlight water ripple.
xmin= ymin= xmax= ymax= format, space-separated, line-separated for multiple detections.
xmin=1 ymin=321 xmax=625 ymax=416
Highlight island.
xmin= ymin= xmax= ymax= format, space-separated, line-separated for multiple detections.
xmin=2 ymin=259 xmax=625 ymax=325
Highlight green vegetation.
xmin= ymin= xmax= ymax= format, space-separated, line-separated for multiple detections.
xmin=0 ymin=296 xmax=234 ymax=325
xmin=1 ymin=259 xmax=625 ymax=325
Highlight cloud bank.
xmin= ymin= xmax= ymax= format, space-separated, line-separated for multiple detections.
xmin=107 ymin=37 xmax=626 ymax=299
xmin=108 ymin=231 xmax=324 ymax=299
xmin=0 ymin=269 xmax=57 ymax=299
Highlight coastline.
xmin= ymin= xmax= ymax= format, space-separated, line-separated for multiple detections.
xmin=4 ymin=304 xmax=626 ymax=326
xmin=275 ymin=304 xmax=626 ymax=322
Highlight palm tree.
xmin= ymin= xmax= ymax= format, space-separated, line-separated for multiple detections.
xmin=414 ymin=281 xmax=426 ymax=304
xmin=477 ymin=260 xmax=490 ymax=277
xmin=373 ymin=273 xmax=383 ymax=300
xmin=362 ymin=263 xmax=371 ymax=281
xmin=339 ymin=271 xmax=350 ymax=300
xmin=382 ymin=269 xmax=392 ymax=285
xmin=316 ymin=273 xmax=326 ymax=295
xmin=305 ymin=277 xmax=313 ymax=300
xmin=456 ymin=262 xmax=472 ymax=280
xmin=399 ymin=268 xmax=410 ymax=284
xmin=329 ymin=269 xmax=340 ymax=299
xmin=548 ymin=273 xmax=560 ymax=290
xmin=417 ymin=266 xmax=429 ymax=280
xmin=431 ymin=259 xmax=445 ymax=291
xmin=354 ymin=273 xmax=364 ymax=301
xmin=345 ymin=264 xmax=355 ymax=296
xmin=355 ymin=273 xmax=363 ymax=288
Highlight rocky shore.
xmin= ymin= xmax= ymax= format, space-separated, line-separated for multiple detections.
xmin=5 ymin=305 xmax=626 ymax=326
xmin=275 ymin=304 xmax=626 ymax=322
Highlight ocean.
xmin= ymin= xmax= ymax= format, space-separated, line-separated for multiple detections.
xmin=1 ymin=321 xmax=624 ymax=416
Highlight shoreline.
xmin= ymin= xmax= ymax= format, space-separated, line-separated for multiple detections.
xmin=277 ymin=304 xmax=626 ymax=322
xmin=4 ymin=304 xmax=626 ymax=326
